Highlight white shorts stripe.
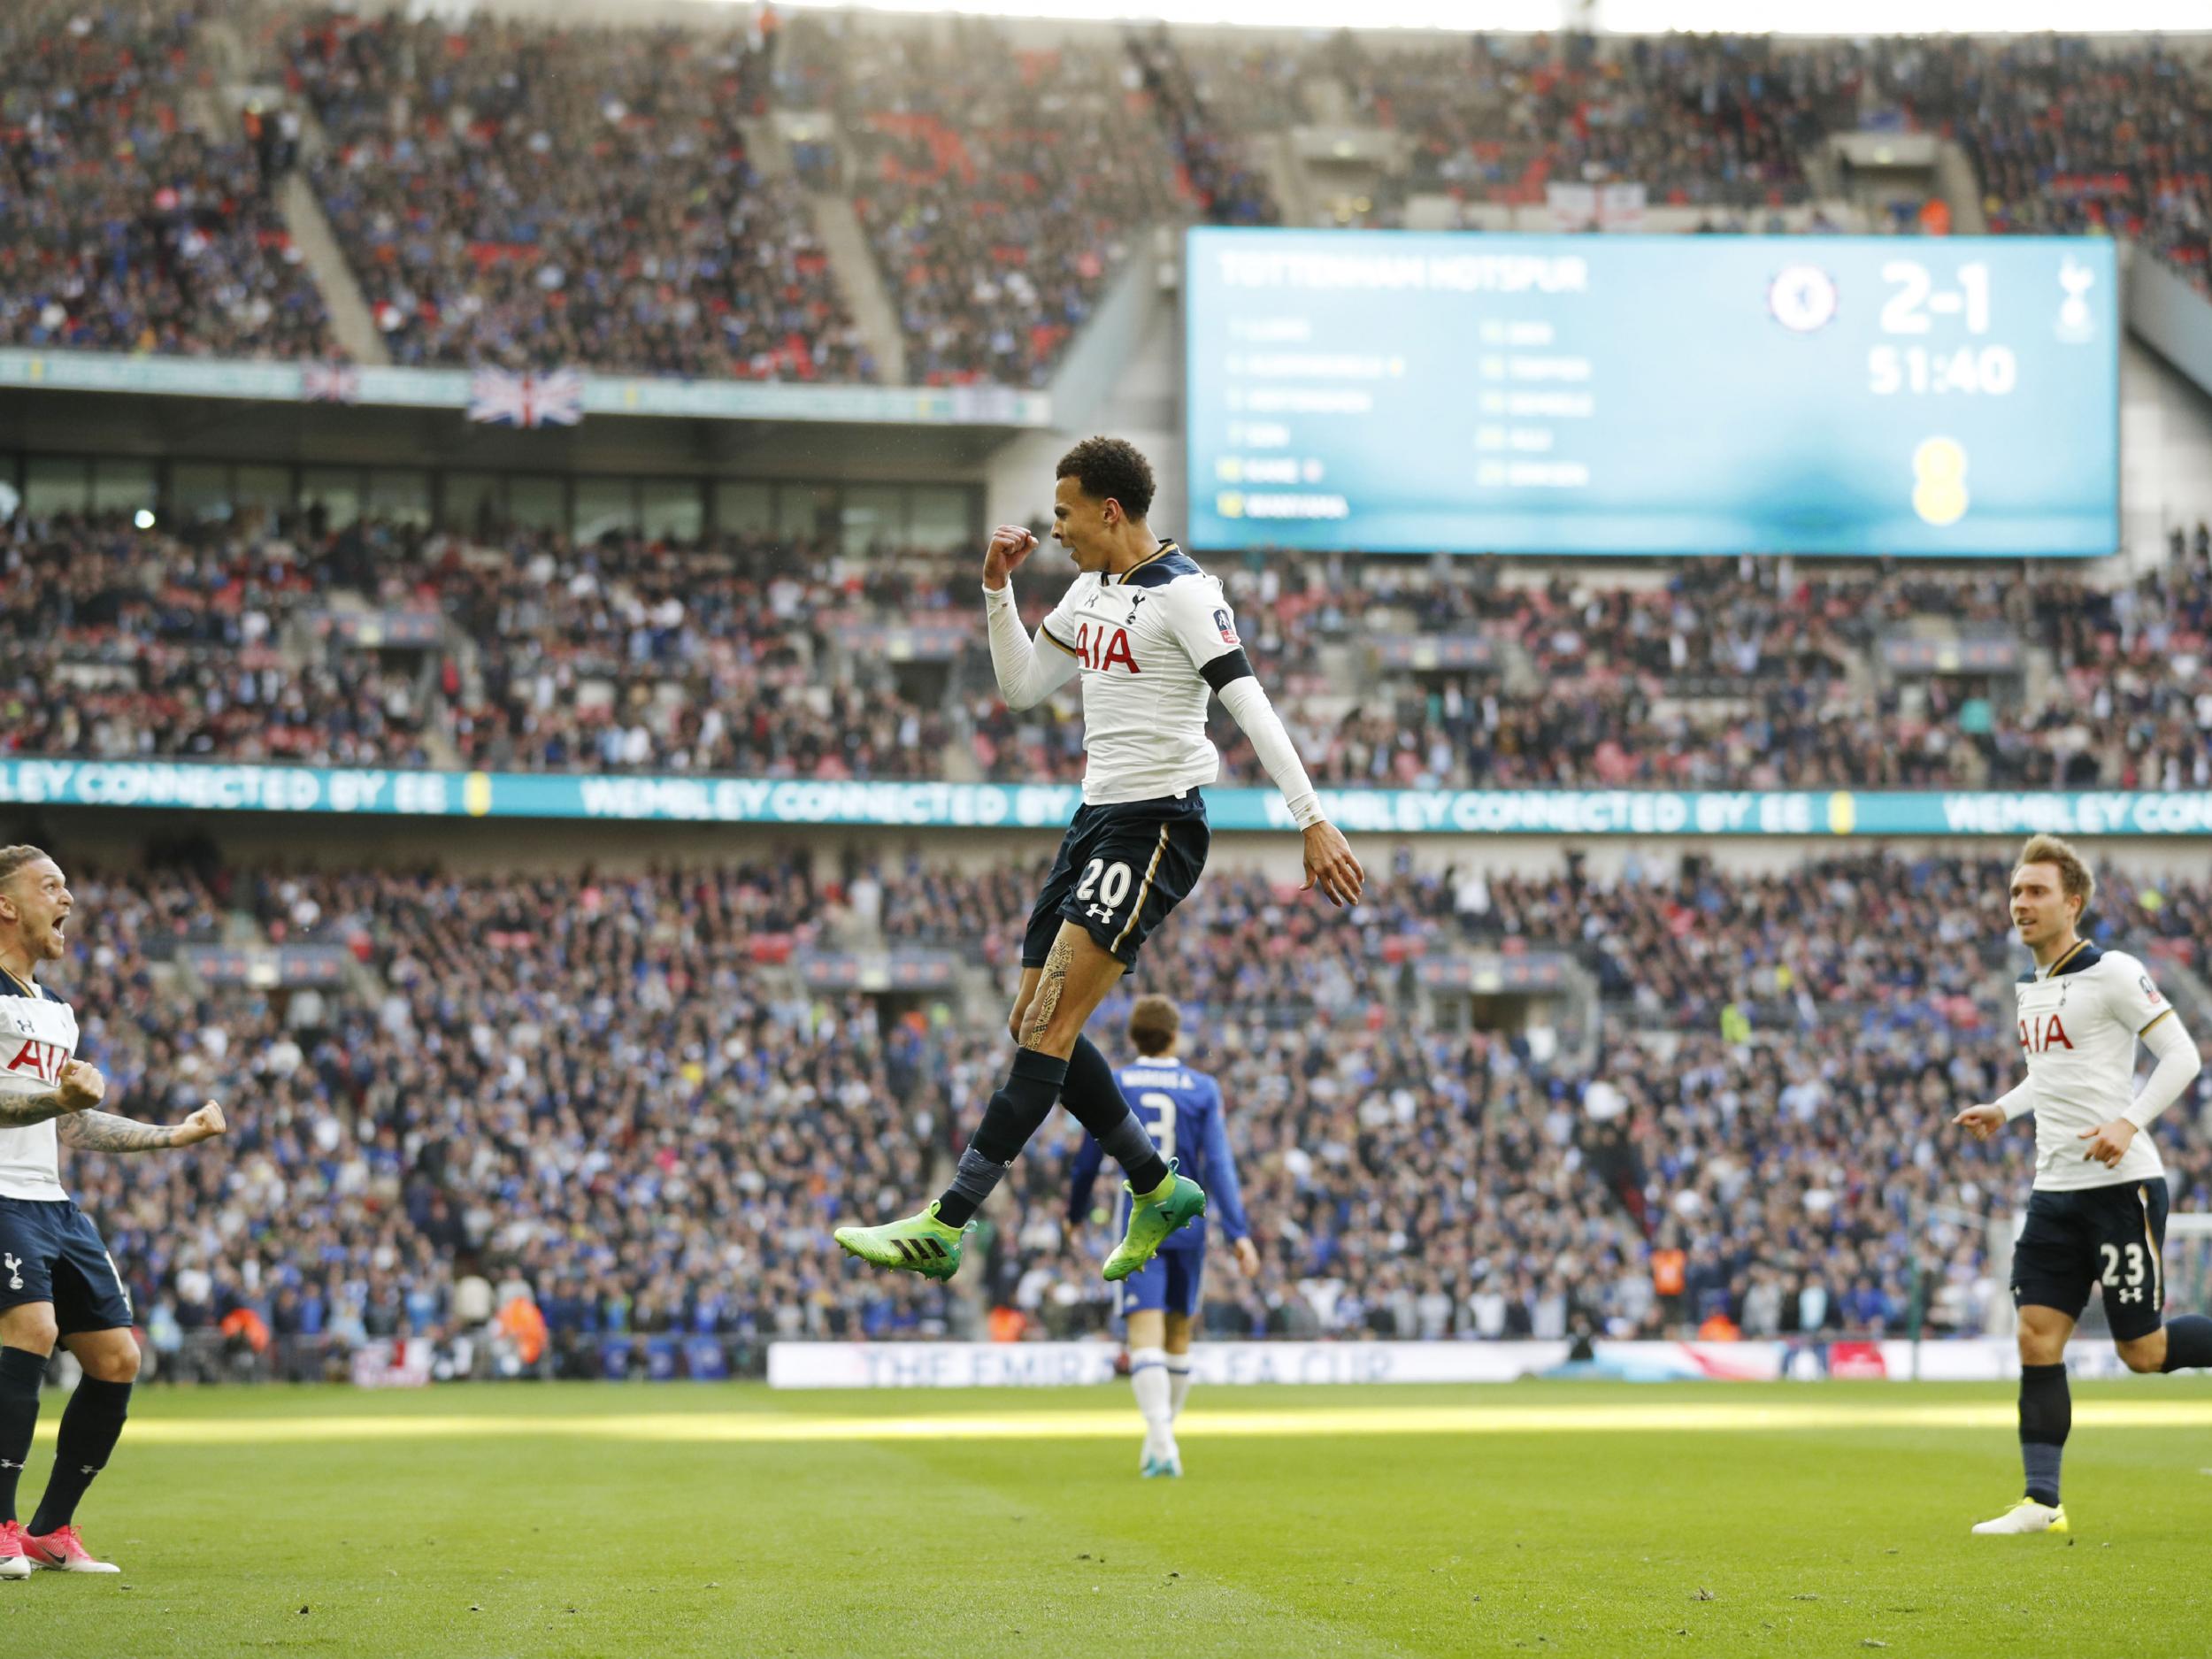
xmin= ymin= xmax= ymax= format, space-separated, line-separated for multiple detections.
xmin=2139 ymin=1187 xmax=2163 ymax=1315
xmin=1110 ymin=826 xmax=1173 ymax=956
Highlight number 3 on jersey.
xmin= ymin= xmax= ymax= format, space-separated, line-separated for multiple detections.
xmin=1076 ymin=858 xmax=1132 ymax=926
xmin=1137 ymin=1090 xmax=1177 ymax=1164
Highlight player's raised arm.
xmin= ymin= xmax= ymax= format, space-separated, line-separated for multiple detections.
xmin=1160 ymin=583 xmax=1363 ymax=906
xmin=57 ymin=1098 xmax=227 ymax=1154
xmin=980 ymin=523 xmax=1081 ymax=710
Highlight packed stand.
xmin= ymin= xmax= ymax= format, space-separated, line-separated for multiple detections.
xmin=972 ymin=848 xmax=2212 ymax=1345
xmin=0 ymin=511 xmax=436 ymax=766
xmin=1205 ymin=546 xmax=2212 ymax=793
xmin=0 ymin=0 xmax=334 ymax=358
xmin=1872 ymin=35 xmax=2212 ymax=296
xmin=6 ymin=512 xmax=2209 ymax=788
xmin=37 ymin=849 xmax=2212 ymax=1378
xmin=1325 ymin=32 xmax=1860 ymax=221
xmin=439 ymin=528 xmax=976 ymax=776
xmin=779 ymin=15 xmax=1189 ymax=387
xmin=274 ymin=10 xmax=872 ymax=379
xmin=57 ymin=856 xmax=993 ymax=1379
xmin=1127 ymin=30 xmax=1280 ymax=229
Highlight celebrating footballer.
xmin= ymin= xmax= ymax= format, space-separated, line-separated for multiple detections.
xmin=0 ymin=846 xmax=229 ymax=1576
xmin=836 ymin=436 xmax=1362 ymax=1285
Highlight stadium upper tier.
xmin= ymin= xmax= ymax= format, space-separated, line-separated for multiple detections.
xmin=6 ymin=513 xmax=2208 ymax=790
xmin=4 ymin=10 xmax=2207 ymax=378
xmin=0 ymin=0 xmax=335 ymax=359
xmin=45 ymin=849 xmax=2212 ymax=1371
xmin=277 ymin=11 xmax=872 ymax=380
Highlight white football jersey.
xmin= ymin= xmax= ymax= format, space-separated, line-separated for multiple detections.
xmin=2013 ymin=941 xmax=2172 ymax=1192
xmin=0 ymin=973 xmax=75 ymax=1202
xmin=1038 ymin=541 xmax=1243 ymax=805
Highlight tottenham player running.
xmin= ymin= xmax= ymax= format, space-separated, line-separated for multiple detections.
xmin=1953 ymin=835 xmax=2211 ymax=1537
xmin=0 ymin=846 xmax=227 ymax=1577
xmin=1069 ymin=996 xmax=1253 ymax=1478
xmin=837 ymin=437 xmax=1361 ymax=1282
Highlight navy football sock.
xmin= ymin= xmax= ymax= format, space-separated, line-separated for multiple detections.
xmin=2018 ymin=1361 xmax=2069 ymax=1508
xmin=30 ymin=1377 xmax=129 ymax=1535
xmin=937 ymin=1048 xmax=1069 ymax=1228
xmin=0 ymin=1347 xmax=46 ymax=1523
xmin=2159 ymin=1314 xmax=2212 ymax=1372
xmin=1064 ymin=1034 xmax=1170 ymax=1194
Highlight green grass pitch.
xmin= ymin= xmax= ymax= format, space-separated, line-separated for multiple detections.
xmin=9 ymin=1379 xmax=2211 ymax=1656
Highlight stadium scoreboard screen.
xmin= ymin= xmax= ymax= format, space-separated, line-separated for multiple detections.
xmin=1185 ymin=229 xmax=2119 ymax=558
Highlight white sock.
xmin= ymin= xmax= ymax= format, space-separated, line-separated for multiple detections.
xmin=1166 ymin=1356 xmax=1193 ymax=1420
xmin=1131 ymin=1348 xmax=1172 ymax=1442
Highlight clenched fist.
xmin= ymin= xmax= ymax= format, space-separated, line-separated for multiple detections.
xmin=982 ymin=524 xmax=1041 ymax=591
xmin=56 ymin=1060 xmax=104 ymax=1113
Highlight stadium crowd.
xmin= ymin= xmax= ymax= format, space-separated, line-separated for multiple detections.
xmin=1871 ymin=35 xmax=2212 ymax=293
xmin=9 ymin=511 xmax=2210 ymax=793
xmin=782 ymin=15 xmax=1189 ymax=387
xmin=5 ymin=12 xmax=2209 ymax=373
xmin=0 ymin=0 xmax=334 ymax=359
xmin=5 ymin=11 xmax=2211 ymax=376
xmin=276 ymin=9 xmax=872 ymax=380
xmin=0 ymin=511 xmax=436 ymax=766
xmin=33 ymin=846 xmax=2212 ymax=1379
xmin=1324 ymin=31 xmax=1858 ymax=219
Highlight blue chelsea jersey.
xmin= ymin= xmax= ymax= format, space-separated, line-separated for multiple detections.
xmin=1068 ymin=1058 xmax=1249 ymax=1250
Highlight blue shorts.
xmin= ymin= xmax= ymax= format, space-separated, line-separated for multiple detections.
xmin=1118 ymin=1243 xmax=1204 ymax=1320
xmin=0 ymin=1197 xmax=134 ymax=1334
xmin=1023 ymin=793 xmax=1210 ymax=969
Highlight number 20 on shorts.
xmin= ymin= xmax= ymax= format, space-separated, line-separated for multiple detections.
xmin=1077 ymin=858 xmax=1133 ymax=912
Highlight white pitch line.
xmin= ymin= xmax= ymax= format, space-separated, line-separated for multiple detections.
xmin=99 ymin=1398 xmax=2212 ymax=1448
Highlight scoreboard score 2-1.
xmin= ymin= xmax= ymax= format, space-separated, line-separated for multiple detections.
xmin=1185 ymin=230 xmax=2119 ymax=558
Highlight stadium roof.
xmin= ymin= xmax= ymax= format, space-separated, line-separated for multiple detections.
xmin=758 ymin=0 xmax=2212 ymax=28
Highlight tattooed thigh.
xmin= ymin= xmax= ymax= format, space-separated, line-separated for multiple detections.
xmin=1020 ymin=933 xmax=1073 ymax=1048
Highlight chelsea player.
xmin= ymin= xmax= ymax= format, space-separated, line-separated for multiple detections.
xmin=1070 ymin=996 xmax=1255 ymax=1478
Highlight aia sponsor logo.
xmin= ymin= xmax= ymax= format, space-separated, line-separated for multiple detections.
xmin=1074 ymin=624 xmax=1140 ymax=674
xmin=2018 ymin=1013 xmax=2073 ymax=1054
xmin=3 ymin=1038 xmax=65 ymax=1087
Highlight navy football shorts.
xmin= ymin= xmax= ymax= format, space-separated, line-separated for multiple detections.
xmin=0 ymin=1197 xmax=134 ymax=1334
xmin=2010 ymin=1178 xmax=2169 ymax=1343
xmin=1022 ymin=792 xmax=1210 ymax=970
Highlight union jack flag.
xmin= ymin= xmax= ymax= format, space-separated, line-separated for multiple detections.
xmin=299 ymin=362 xmax=361 ymax=403
xmin=467 ymin=367 xmax=585 ymax=428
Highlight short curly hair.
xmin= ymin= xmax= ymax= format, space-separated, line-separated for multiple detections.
xmin=1056 ymin=436 xmax=1156 ymax=520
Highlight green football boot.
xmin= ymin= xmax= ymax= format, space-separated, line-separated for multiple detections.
xmin=1102 ymin=1164 xmax=1207 ymax=1282
xmin=833 ymin=1202 xmax=972 ymax=1282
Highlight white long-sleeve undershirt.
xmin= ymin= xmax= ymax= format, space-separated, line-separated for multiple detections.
xmin=1217 ymin=676 xmax=1323 ymax=831
xmin=2122 ymin=1011 xmax=2203 ymax=1133
xmin=983 ymin=582 xmax=1078 ymax=710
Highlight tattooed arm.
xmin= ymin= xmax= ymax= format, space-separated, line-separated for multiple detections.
xmin=0 ymin=1091 xmax=73 ymax=1128
xmin=58 ymin=1100 xmax=227 ymax=1155
xmin=0 ymin=1056 xmax=106 ymax=1126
